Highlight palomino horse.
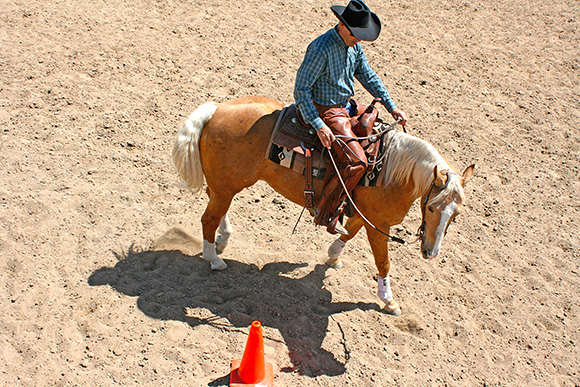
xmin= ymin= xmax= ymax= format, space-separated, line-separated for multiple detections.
xmin=172 ymin=96 xmax=474 ymax=315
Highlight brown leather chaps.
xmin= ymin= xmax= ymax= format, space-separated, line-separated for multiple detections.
xmin=313 ymin=101 xmax=368 ymax=227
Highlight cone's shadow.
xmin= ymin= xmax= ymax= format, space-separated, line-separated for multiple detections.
xmin=89 ymin=229 xmax=380 ymax=377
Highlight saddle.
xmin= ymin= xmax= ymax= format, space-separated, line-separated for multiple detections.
xmin=271 ymin=99 xmax=381 ymax=156
xmin=267 ymin=99 xmax=390 ymax=211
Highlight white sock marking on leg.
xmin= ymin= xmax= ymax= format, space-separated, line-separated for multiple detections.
xmin=203 ymin=239 xmax=227 ymax=270
xmin=377 ymin=275 xmax=393 ymax=302
xmin=328 ymin=238 xmax=347 ymax=259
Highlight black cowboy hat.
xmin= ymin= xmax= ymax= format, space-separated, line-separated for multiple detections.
xmin=331 ymin=0 xmax=381 ymax=42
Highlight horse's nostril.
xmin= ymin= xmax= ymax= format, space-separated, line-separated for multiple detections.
xmin=422 ymin=248 xmax=438 ymax=260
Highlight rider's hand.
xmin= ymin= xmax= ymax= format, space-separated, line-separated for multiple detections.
xmin=390 ymin=108 xmax=408 ymax=130
xmin=317 ymin=125 xmax=335 ymax=148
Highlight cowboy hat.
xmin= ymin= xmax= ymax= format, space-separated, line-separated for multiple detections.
xmin=331 ymin=0 xmax=381 ymax=41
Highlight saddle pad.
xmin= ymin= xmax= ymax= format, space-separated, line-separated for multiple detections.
xmin=267 ymin=126 xmax=396 ymax=187
xmin=268 ymin=143 xmax=327 ymax=180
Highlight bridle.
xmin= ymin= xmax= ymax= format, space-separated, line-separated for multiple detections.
xmin=416 ymin=170 xmax=456 ymax=240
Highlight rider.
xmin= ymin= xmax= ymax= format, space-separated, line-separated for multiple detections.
xmin=294 ymin=0 xmax=408 ymax=235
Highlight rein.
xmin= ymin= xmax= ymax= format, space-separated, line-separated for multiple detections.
xmin=327 ymin=150 xmax=406 ymax=243
xmin=328 ymin=120 xmax=410 ymax=245
xmin=335 ymin=118 xmax=401 ymax=141
xmin=294 ymin=119 xmax=444 ymax=246
xmin=329 ymin=126 xmax=457 ymax=245
xmin=333 ymin=118 xmax=402 ymax=173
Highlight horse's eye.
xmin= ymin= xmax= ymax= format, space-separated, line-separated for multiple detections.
xmin=428 ymin=206 xmax=434 ymax=213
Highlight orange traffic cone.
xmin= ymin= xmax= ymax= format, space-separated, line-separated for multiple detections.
xmin=230 ymin=321 xmax=274 ymax=387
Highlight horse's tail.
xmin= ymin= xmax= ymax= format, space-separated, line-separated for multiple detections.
xmin=172 ymin=102 xmax=218 ymax=194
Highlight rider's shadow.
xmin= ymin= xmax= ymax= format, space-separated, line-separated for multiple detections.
xmin=88 ymin=227 xmax=380 ymax=378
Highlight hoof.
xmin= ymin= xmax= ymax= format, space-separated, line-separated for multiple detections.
xmin=325 ymin=257 xmax=344 ymax=270
xmin=204 ymin=256 xmax=227 ymax=271
xmin=382 ymin=300 xmax=401 ymax=316
xmin=215 ymin=232 xmax=230 ymax=255
xmin=384 ymin=307 xmax=402 ymax=317
xmin=210 ymin=260 xmax=227 ymax=271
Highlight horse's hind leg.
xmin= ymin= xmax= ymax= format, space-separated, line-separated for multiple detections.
xmin=201 ymin=190 xmax=234 ymax=270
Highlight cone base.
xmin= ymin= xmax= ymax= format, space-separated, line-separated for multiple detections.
xmin=229 ymin=359 xmax=274 ymax=387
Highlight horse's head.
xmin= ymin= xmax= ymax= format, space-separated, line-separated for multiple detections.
xmin=419 ymin=164 xmax=475 ymax=259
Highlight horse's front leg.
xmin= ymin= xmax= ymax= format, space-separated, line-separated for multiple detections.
xmin=215 ymin=214 xmax=233 ymax=254
xmin=366 ymin=226 xmax=402 ymax=316
xmin=326 ymin=215 xmax=364 ymax=269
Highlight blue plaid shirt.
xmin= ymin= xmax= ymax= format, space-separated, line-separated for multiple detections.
xmin=294 ymin=27 xmax=397 ymax=131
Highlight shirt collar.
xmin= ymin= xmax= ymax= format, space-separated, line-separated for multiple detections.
xmin=331 ymin=26 xmax=349 ymax=49
xmin=331 ymin=25 xmax=362 ymax=51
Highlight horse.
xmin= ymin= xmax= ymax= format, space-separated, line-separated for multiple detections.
xmin=172 ymin=96 xmax=474 ymax=316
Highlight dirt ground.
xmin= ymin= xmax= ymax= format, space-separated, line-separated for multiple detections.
xmin=1 ymin=0 xmax=579 ymax=385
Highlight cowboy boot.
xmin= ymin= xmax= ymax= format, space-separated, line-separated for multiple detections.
xmin=326 ymin=202 xmax=349 ymax=235
xmin=327 ymin=214 xmax=349 ymax=235
xmin=314 ymin=193 xmax=349 ymax=235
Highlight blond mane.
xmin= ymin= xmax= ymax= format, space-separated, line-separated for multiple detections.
xmin=384 ymin=132 xmax=463 ymax=202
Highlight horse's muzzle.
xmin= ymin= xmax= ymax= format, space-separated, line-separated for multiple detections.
xmin=422 ymin=248 xmax=439 ymax=260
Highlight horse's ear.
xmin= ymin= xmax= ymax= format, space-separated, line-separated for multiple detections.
xmin=433 ymin=165 xmax=445 ymax=186
xmin=461 ymin=164 xmax=475 ymax=186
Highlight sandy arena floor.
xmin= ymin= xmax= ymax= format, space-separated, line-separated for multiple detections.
xmin=1 ymin=0 xmax=579 ymax=385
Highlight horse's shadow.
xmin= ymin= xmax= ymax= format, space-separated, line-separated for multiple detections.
xmin=88 ymin=228 xmax=380 ymax=378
